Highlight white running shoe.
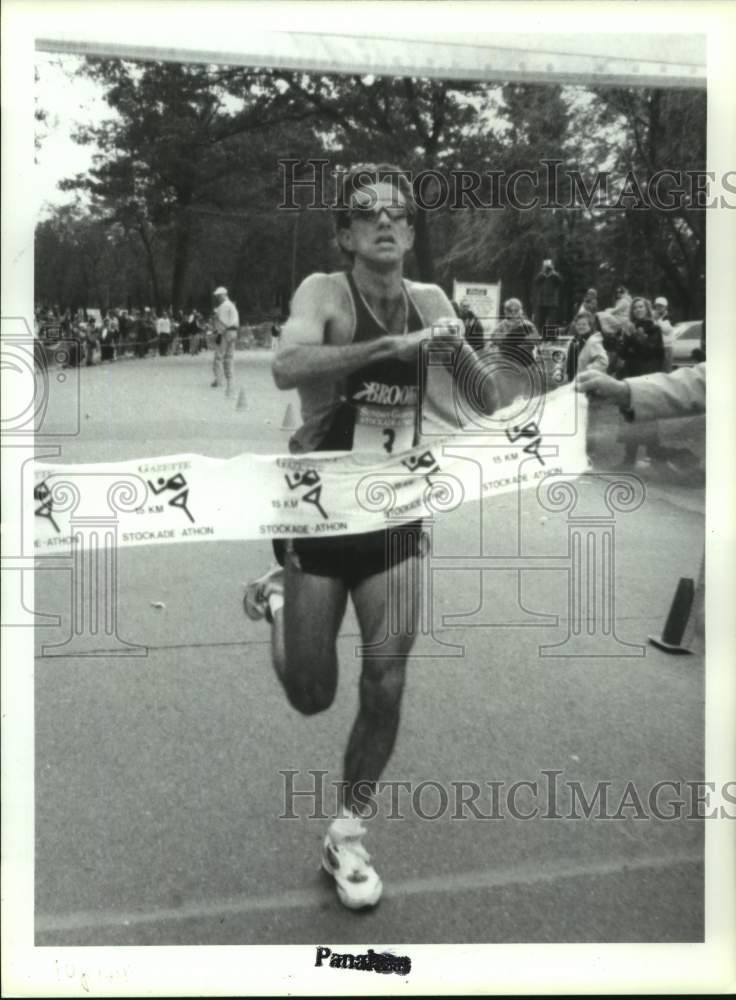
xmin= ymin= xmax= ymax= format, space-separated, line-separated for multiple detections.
xmin=243 ymin=565 xmax=284 ymax=623
xmin=321 ymin=816 xmax=383 ymax=910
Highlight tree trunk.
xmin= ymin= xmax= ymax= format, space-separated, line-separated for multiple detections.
xmin=171 ymin=209 xmax=193 ymax=313
xmin=290 ymin=212 xmax=300 ymax=295
xmin=689 ymin=233 xmax=705 ymax=318
xmin=137 ymin=224 xmax=162 ymax=311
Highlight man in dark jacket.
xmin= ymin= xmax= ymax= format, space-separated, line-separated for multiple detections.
xmin=533 ymin=258 xmax=562 ymax=335
xmin=458 ymin=298 xmax=485 ymax=353
xmin=179 ymin=311 xmax=197 ymax=355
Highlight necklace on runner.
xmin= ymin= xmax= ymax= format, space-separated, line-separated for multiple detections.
xmin=353 ymin=273 xmax=408 ymax=335
xmin=386 ymin=294 xmax=407 ymax=334
xmin=368 ymin=290 xmax=407 ymax=335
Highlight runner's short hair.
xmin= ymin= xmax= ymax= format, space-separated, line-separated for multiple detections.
xmin=334 ymin=163 xmax=416 ymax=229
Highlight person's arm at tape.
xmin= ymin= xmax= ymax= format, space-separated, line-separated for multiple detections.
xmin=576 ymin=363 xmax=705 ymax=420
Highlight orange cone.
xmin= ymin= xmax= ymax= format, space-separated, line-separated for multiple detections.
xmin=648 ymin=577 xmax=695 ymax=653
xmin=236 ymin=387 xmax=248 ymax=411
xmin=280 ymin=402 xmax=297 ymax=430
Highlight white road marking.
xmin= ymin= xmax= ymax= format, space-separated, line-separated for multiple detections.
xmin=37 ymin=851 xmax=701 ymax=935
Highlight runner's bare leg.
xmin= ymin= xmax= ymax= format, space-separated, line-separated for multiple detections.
xmin=267 ymin=546 xmax=421 ymax=813
xmin=343 ymin=553 xmax=422 ymax=814
xmin=270 ymin=555 xmax=348 ymax=716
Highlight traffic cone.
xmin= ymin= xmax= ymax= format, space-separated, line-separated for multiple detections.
xmin=280 ymin=403 xmax=297 ymax=430
xmin=236 ymin=387 xmax=248 ymax=411
xmin=648 ymin=577 xmax=695 ymax=653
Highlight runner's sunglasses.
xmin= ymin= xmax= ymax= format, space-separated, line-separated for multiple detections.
xmin=349 ymin=204 xmax=411 ymax=223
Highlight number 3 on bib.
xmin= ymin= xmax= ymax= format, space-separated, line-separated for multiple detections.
xmin=352 ymin=405 xmax=415 ymax=456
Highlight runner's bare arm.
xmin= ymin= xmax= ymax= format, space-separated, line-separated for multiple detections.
xmin=272 ymin=275 xmax=432 ymax=389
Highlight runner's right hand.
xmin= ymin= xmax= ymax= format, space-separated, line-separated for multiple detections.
xmin=384 ymin=328 xmax=433 ymax=361
xmin=386 ymin=320 xmax=466 ymax=362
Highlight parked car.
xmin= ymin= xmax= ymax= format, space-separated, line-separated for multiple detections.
xmin=670 ymin=320 xmax=704 ymax=368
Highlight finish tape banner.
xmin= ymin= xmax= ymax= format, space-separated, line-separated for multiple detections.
xmin=33 ymin=386 xmax=588 ymax=552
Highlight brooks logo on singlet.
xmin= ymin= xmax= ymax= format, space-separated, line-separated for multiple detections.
xmin=352 ymin=382 xmax=418 ymax=406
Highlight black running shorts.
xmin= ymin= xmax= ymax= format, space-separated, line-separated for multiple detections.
xmin=272 ymin=519 xmax=427 ymax=589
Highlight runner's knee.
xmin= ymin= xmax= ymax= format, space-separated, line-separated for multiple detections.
xmin=360 ymin=660 xmax=406 ymax=716
xmin=282 ymin=651 xmax=338 ymax=715
xmin=284 ymin=675 xmax=336 ymax=715
xmin=361 ymin=625 xmax=418 ymax=660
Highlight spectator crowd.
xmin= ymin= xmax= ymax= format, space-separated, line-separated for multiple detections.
xmin=33 ymin=303 xmax=289 ymax=369
xmin=454 ymin=266 xmax=688 ymax=378
xmin=451 ymin=258 xmax=704 ymax=469
xmin=452 ymin=261 xmax=701 ymax=385
xmin=34 ymin=306 xmax=212 ymax=367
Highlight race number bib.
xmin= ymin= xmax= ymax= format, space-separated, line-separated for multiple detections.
xmin=352 ymin=405 xmax=416 ymax=456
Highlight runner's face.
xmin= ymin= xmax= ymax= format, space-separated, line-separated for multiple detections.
xmin=341 ymin=182 xmax=414 ymax=264
xmin=505 ymin=302 xmax=521 ymax=319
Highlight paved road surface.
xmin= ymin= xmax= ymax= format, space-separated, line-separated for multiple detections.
xmin=34 ymin=353 xmax=705 ymax=944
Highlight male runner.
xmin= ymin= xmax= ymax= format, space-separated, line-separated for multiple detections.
xmin=244 ymin=163 xmax=497 ymax=909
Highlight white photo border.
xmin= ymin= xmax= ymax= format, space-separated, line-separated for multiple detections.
xmin=2 ymin=1 xmax=735 ymax=996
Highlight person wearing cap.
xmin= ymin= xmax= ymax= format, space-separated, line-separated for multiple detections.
xmin=211 ymin=286 xmax=239 ymax=393
xmin=533 ymin=257 xmax=562 ymax=336
xmin=652 ymin=296 xmax=674 ymax=372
